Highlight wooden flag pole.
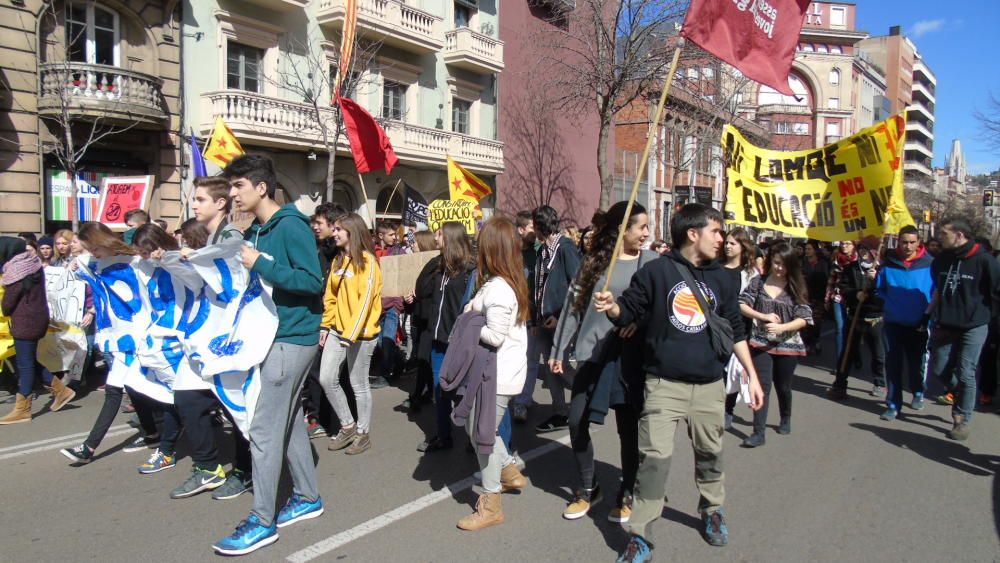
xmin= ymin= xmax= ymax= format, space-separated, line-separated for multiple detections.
xmin=836 ymin=236 xmax=886 ymax=376
xmin=601 ymin=43 xmax=684 ymax=293
xmin=382 ymin=178 xmax=403 ymax=217
xmin=357 ymin=172 xmax=375 ymax=227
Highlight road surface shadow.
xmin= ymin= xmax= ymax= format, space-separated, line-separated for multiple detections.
xmin=850 ymin=422 xmax=999 ymax=477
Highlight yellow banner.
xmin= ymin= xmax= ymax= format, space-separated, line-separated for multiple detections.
xmin=0 ymin=286 xmax=14 ymax=362
xmin=722 ymin=113 xmax=914 ymax=241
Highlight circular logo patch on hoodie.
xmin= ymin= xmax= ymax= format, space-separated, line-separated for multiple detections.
xmin=668 ymin=281 xmax=715 ymax=333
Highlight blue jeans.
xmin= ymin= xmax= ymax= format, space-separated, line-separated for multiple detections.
xmin=930 ymin=324 xmax=988 ymax=421
xmin=432 ymin=341 xmax=512 ymax=450
xmin=13 ymin=339 xmax=53 ymax=397
xmin=379 ymin=308 xmax=400 ymax=380
xmin=883 ymin=322 xmax=928 ymax=411
xmin=832 ymin=301 xmax=847 ymax=361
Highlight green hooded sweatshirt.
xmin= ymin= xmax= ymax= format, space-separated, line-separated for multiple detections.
xmin=245 ymin=204 xmax=323 ymax=346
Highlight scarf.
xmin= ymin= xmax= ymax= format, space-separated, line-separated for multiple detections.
xmin=1 ymin=251 xmax=43 ymax=286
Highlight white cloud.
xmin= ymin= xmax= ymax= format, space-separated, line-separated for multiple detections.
xmin=911 ymin=19 xmax=946 ymax=37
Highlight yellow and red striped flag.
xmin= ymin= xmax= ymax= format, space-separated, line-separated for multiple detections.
xmin=333 ymin=0 xmax=358 ymax=99
xmin=203 ymin=117 xmax=244 ymax=167
xmin=447 ymin=156 xmax=492 ymax=202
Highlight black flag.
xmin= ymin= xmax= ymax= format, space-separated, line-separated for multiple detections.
xmin=403 ymin=184 xmax=428 ymax=227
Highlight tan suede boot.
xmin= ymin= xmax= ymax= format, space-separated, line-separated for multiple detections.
xmin=500 ymin=463 xmax=527 ymax=492
xmin=457 ymin=492 xmax=504 ymax=531
xmin=0 ymin=394 xmax=32 ymax=425
xmin=49 ymin=378 xmax=76 ymax=412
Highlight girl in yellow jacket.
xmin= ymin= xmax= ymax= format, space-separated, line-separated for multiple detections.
xmin=319 ymin=213 xmax=383 ymax=455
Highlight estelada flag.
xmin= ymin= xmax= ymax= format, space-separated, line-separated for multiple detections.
xmin=681 ymin=0 xmax=811 ymax=96
xmin=203 ymin=117 xmax=245 ymax=167
xmin=332 ymin=0 xmax=358 ymax=98
xmin=338 ymin=96 xmax=399 ymax=174
xmin=447 ymin=156 xmax=492 ymax=202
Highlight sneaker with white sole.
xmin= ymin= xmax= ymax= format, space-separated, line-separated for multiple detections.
xmin=563 ymin=484 xmax=602 ymax=520
xmin=60 ymin=443 xmax=93 ymax=464
xmin=170 ymin=465 xmax=227 ymax=499
xmin=276 ymin=494 xmax=324 ymax=528
xmin=138 ymin=449 xmax=176 ymax=474
xmin=212 ymin=514 xmax=278 ymax=556
xmin=122 ymin=433 xmax=160 ymax=453
xmin=212 ymin=469 xmax=254 ymax=500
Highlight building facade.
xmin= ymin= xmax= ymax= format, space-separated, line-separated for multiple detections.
xmin=0 ymin=0 xmax=182 ymax=235
xmin=182 ymin=0 xmax=504 ymax=224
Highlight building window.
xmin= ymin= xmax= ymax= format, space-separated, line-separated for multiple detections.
xmin=775 ymin=122 xmax=810 ymax=135
xmin=830 ymin=6 xmax=847 ymax=27
xmin=826 ymin=121 xmax=841 ymax=137
xmin=383 ymin=81 xmax=406 ymax=120
xmin=802 ymin=44 xmax=814 ymax=52
xmin=66 ymin=2 xmax=119 ymax=66
xmin=454 ymin=3 xmax=471 ymax=28
xmin=452 ymin=98 xmax=471 ymax=134
xmin=830 ymin=45 xmax=843 ymax=54
xmin=817 ymin=44 xmax=828 ymax=53
xmin=829 ymin=68 xmax=840 ymax=85
xmin=227 ymin=43 xmax=263 ymax=92
xmin=686 ymin=68 xmax=698 ymax=80
xmin=828 ymin=97 xmax=839 ymax=109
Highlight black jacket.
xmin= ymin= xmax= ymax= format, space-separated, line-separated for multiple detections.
xmin=839 ymin=260 xmax=884 ymax=318
xmin=536 ymin=236 xmax=582 ymax=321
xmin=931 ymin=241 xmax=1000 ymax=330
xmin=413 ymin=256 xmax=476 ymax=344
xmin=613 ymin=250 xmax=745 ymax=384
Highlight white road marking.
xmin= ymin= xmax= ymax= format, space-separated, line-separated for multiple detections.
xmin=286 ymin=433 xmax=574 ymax=562
xmin=0 ymin=424 xmax=136 ymax=461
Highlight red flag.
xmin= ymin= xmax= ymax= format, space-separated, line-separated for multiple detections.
xmin=681 ymin=0 xmax=810 ymax=96
xmin=337 ymin=96 xmax=399 ymax=174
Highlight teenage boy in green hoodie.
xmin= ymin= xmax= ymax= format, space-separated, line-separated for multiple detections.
xmin=212 ymin=155 xmax=325 ymax=556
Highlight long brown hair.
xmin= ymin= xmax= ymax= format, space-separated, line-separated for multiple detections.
xmin=477 ymin=216 xmax=530 ymax=323
xmin=726 ymin=227 xmax=757 ymax=275
xmin=573 ymin=201 xmax=646 ymax=313
xmin=440 ymin=222 xmax=474 ymax=278
xmin=413 ymin=230 xmax=436 ymax=252
xmin=132 ymin=223 xmax=180 ymax=253
xmin=335 ymin=213 xmax=376 ymax=272
xmin=765 ymin=241 xmax=808 ymax=305
xmin=77 ymin=222 xmax=137 ymax=256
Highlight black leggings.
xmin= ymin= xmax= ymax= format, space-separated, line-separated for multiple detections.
xmin=84 ymin=385 xmax=161 ymax=450
xmin=751 ymin=350 xmax=798 ymax=435
xmin=174 ymin=389 xmax=251 ymax=473
xmin=567 ymin=362 xmax=640 ymax=494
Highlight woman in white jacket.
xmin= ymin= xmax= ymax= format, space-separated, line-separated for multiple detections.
xmin=458 ymin=216 xmax=530 ymax=531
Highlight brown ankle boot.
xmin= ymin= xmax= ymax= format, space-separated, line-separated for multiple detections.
xmin=500 ymin=463 xmax=527 ymax=492
xmin=457 ymin=492 xmax=504 ymax=531
xmin=0 ymin=394 xmax=32 ymax=425
xmin=49 ymin=378 xmax=76 ymax=412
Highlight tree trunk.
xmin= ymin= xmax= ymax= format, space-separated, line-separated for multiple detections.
xmin=597 ymin=116 xmax=613 ymax=210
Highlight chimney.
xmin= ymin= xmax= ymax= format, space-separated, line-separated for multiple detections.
xmin=890 ymin=26 xmax=901 ymax=36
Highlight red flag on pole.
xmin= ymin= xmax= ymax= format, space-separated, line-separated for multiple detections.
xmin=337 ymin=96 xmax=399 ymax=174
xmin=681 ymin=0 xmax=811 ymax=95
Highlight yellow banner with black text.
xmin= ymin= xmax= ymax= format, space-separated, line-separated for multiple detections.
xmin=722 ymin=113 xmax=914 ymax=241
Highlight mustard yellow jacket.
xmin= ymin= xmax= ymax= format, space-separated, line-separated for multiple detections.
xmin=321 ymin=252 xmax=382 ymax=341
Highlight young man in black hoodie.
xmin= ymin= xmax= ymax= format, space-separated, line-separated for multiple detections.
xmin=928 ymin=218 xmax=1000 ymax=441
xmin=595 ymin=204 xmax=763 ymax=559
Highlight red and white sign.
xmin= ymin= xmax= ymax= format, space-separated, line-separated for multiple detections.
xmin=96 ymin=175 xmax=154 ymax=230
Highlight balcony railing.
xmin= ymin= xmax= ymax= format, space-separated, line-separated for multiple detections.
xmin=911 ymin=80 xmax=935 ymax=103
xmin=444 ymin=28 xmax=504 ymax=74
xmin=906 ymin=119 xmax=934 ymax=140
xmin=756 ymin=103 xmax=812 ymax=116
xmin=317 ymin=0 xmax=444 ymax=53
xmin=905 ymin=139 xmax=933 ymax=158
xmin=38 ymin=62 xmax=166 ymax=124
xmin=201 ymin=90 xmax=503 ymax=173
xmin=243 ymin=0 xmax=308 ymax=10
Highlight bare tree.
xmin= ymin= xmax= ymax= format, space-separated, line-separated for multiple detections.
xmin=974 ymin=91 xmax=1000 ymax=154
xmin=270 ymin=32 xmax=382 ymax=203
xmin=538 ymin=0 xmax=687 ymax=208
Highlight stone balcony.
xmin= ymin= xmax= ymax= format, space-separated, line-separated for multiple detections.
xmin=443 ymin=27 xmax=504 ymax=74
xmin=317 ymin=0 xmax=444 ymax=54
xmin=755 ymin=103 xmax=812 ymax=116
xmin=201 ymin=90 xmax=503 ymax=174
xmin=38 ymin=62 xmax=167 ymax=125
xmin=911 ymin=80 xmax=935 ymax=104
xmin=243 ymin=0 xmax=308 ymax=10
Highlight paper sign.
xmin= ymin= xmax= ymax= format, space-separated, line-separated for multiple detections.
xmin=428 ymin=199 xmax=477 ymax=235
xmin=44 ymin=266 xmax=86 ymax=325
xmin=96 ymin=175 xmax=154 ymax=230
xmin=380 ymin=250 xmax=439 ymax=297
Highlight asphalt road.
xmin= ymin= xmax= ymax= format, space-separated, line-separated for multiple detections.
xmin=0 ymin=348 xmax=997 ymax=562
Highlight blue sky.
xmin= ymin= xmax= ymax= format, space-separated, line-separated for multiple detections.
xmin=854 ymin=1 xmax=1000 ymax=175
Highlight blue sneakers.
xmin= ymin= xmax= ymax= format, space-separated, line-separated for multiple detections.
xmin=276 ymin=494 xmax=324 ymax=528
xmin=702 ymin=508 xmax=729 ymax=546
xmin=212 ymin=514 xmax=278 ymax=556
xmin=616 ymin=535 xmax=652 ymax=562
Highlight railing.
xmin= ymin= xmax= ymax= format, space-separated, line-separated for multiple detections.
xmin=38 ymin=62 xmax=165 ymax=120
xmin=756 ymin=103 xmax=812 ymax=115
xmin=444 ymin=28 xmax=504 ymax=71
xmin=318 ymin=0 xmax=442 ymax=45
xmin=202 ymin=90 xmax=503 ymax=171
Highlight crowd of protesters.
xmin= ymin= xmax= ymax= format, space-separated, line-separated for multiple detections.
xmin=2 ymin=154 xmax=998 ymax=561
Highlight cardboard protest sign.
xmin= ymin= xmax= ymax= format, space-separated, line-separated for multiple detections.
xmin=380 ymin=251 xmax=440 ymax=297
xmin=44 ymin=266 xmax=86 ymax=325
xmin=38 ymin=322 xmax=88 ymax=383
xmin=722 ymin=113 xmax=914 ymax=241
xmin=96 ymin=175 xmax=154 ymax=230
xmin=428 ymin=199 xmax=477 ymax=234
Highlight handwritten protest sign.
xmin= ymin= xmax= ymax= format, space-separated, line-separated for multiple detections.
xmin=44 ymin=267 xmax=86 ymax=325
xmin=96 ymin=175 xmax=154 ymax=230
xmin=428 ymin=199 xmax=477 ymax=234
xmin=722 ymin=113 xmax=914 ymax=241
xmin=38 ymin=322 xmax=88 ymax=383
xmin=381 ymin=251 xmax=440 ymax=297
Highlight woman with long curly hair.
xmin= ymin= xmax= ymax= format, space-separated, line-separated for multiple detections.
xmin=722 ymin=228 xmax=759 ymax=430
xmin=738 ymin=241 xmax=812 ymax=448
xmin=549 ymin=201 xmax=654 ymax=522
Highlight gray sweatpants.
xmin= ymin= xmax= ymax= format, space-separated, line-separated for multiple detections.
xmin=250 ymin=342 xmax=320 ymax=527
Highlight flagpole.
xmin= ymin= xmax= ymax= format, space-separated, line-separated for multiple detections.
xmin=382 ymin=178 xmax=403 ymax=217
xmin=357 ymin=172 xmax=375 ymax=227
xmin=601 ymin=43 xmax=684 ymax=293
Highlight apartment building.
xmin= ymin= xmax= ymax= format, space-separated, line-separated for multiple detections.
xmin=182 ymin=0 xmax=504 ymax=223
xmin=0 ymin=0 xmax=182 ymax=235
